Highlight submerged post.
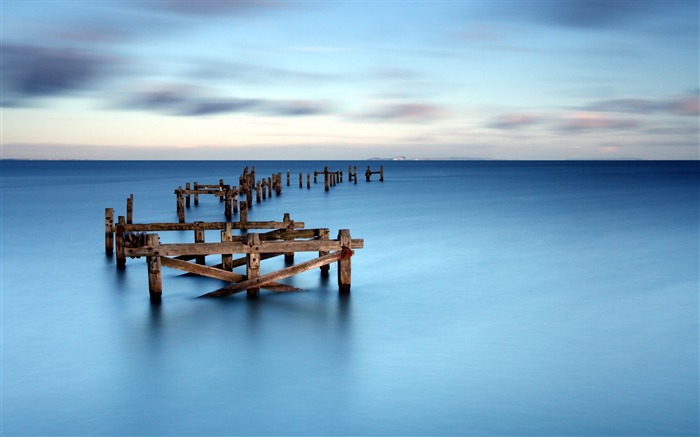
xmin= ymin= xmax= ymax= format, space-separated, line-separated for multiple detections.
xmin=116 ymin=215 xmax=126 ymax=268
xmin=185 ymin=182 xmax=191 ymax=207
xmin=319 ymin=228 xmax=330 ymax=274
xmin=246 ymin=233 xmax=261 ymax=296
xmin=105 ymin=208 xmax=114 ymax=255
xmin=194 ymin=226 xmax=205 ymax=265
xmin=146 ymin=234 xmax=162 ymax=302
xmin=193 ymin=182 xmax=199 ymax=205
xmin=337 ymin=229 xmax=352 ymax=293
xmin=126 ymin=194 xmax=134 ymax=224
xmin=176 ymin=187 xmax=185 ymax=223
xmin=221 ymin=222 xmax=233 ymax=271
xmin=283 ymin=213 xmax=294 ymax=263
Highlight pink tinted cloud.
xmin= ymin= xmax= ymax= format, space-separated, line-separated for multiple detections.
xmin=560 ymin=112 xmax=642 ymax=131
xmin=667 ymin=95 xmax=700 ymax=116
xmin=364 ymin=102 xmax=448 ymax=122
xmin=488 ymin=113 xmax=541 ymax=129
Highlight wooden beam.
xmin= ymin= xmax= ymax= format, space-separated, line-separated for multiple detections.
xmin=200 ymin=248 xmax=353 ymax=298
xmin=159 ymin=257 xmax=300 ymax=292
xmin=125 ymin=238 xmax=364 ymax=258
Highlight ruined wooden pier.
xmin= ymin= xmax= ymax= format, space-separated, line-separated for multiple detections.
xmin=104 ymin=163 xmax=375 ymax=301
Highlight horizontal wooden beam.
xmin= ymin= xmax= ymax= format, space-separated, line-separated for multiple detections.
xmin=125 ymin=238 xmax=364 ymax=257
xmin=119 ymin=221 xmax=305 ymax=232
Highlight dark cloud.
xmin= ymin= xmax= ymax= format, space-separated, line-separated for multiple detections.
xmin=121 ymin=86 xmax=330 ymax=117
xmin=481 ymin=0 xmax=697 ymax=30
xmin=1 ymin=44 xmax=118 ymax=105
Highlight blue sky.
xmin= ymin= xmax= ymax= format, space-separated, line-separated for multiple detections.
xmin=1 ymin=0 xmax=698 ymax=160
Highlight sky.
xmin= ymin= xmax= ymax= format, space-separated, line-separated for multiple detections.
xmin=1 ymin=0 xmax=698 ymax=160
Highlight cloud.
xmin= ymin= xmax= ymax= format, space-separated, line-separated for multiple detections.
xmin=361 ymin=103 xmax=448 ymax=122
xmin=0 ymin=44 xmax=118 ymax=105
xmin=139 ymin=0 xmax=295 ymax=16
xmin=584 ymin=94 xmax=700 ymax=116
xmin=487 ymin=113 xmax=541 ymax=129
xmin=559 ymin=112 xmax=642 ymax=131
xmin=120 ymin=85 xmax=331 ymax=117
xmin=482 ymin=0 xmax=693 ymax=30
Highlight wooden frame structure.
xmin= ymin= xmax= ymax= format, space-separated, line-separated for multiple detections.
xmin=125 ymin=229 xmax=363 ymax=301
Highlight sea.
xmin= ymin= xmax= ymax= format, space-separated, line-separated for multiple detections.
xmin=1 ymin=160 xmax=698 ymax=436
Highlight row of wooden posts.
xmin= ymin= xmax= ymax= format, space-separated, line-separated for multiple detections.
xmin=173 ymin=165 xmax=383 ymax=223
xmin=104 ymin=165 xmax=379 ymax=301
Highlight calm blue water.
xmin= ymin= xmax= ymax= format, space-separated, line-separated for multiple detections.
xmin=1 ymin=160 xmax=698 ymax=436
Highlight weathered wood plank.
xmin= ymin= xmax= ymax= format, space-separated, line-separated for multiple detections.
xmin=200 ymin=248 xmax=353 ymax=298
xmin=118 ymin=220 xmax=305 ymax=232
xmin=125 ymin=238 xmax=364 ymax=257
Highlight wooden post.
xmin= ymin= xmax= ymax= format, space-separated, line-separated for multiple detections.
xmin=185 ymin=182 xmax=191 ymax=207
xmin=146 ymin=233 xmax=162 ymax=301
xmin=365 ymin=166 xmax=371 ymax=181
xmin=319 ymin=228 xmax=330 ymax=274
xmin=276 ymin=173 xmax=282 ymax=195
xmin=299 ymin=172 xmax=303 ymax=188
xmin=267 ymin=177 xmax=273 ymax=198
xmin=307 ymin=173 xmax=311 ymax=189
xmin=257 ymin=181 xmax=263 ymax=202
xmin=314 ymin=172 xmax=318 ymax=183
xmin=221 ymin=223 xmax=233 ymax=271
xmin=194 ymin=182 xmax=199 ymax=205
xmin=233 ymin=187 xmax=239 ymax=214
xmin=194 ymin=227 xmax=205 ymax=265
xmin=116 ymin=215 xmax=126 ymax=269
xmin=225 ymin=189 xmax=232 ymax=220
xmin=246 ymin=233 xmax=261 ymax=296
xmin=126 ymin=194 xmax=134 ymax=224
xmin=240 ymin=201 xmax=248 ymax=227
xmin=353 ymin=166 xmax=358 ymax=184
xmin=176 ymin=187 xmax=185 ymax=223
xmin=105 ymin=208 xmax=114 ymax=255
xmin=380 ymin=166 xmax=384 ymax=181
xmin=324 ymin=166 xmax=330 ymax=191
xmin=219 ymin=179 xmax=225 ymax=202
xmin=283 ymin=213 xmax=294 ymax=263
xmin=337 ymin=229 xmax=352 ymax=292
xmin=287 ymin=169 xmax=290 ymax=186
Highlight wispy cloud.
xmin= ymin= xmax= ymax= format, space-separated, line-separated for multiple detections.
xmin=559 ymin=112 xmax=642 ymax=132
xmin=487 ymin=113 xmax=542 ymax=129
xmin=583 ymin=94 xmax=700 ymax=116
xmin=119 ymin=85 xmax=331 ymax=117
xmin=138 ymin=0 xmax=296 ymax=17
xmin=360 ymin=102 xmax=448 ymax=123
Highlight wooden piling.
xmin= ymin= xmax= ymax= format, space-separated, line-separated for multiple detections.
xmin=380 ymin=166 xmax=384 ymax=181
xmin=233 ymin=188 xmax=239 ymax=214
xmin=337 ymin=229 xmax=352 ymax=292
xmin=307 ymin=173 xmax=311 ymax=189
xmin=116 ymin=215 xmax=126 ymax=268
xmin=283 ymin=213 xmax=294 ymax=263
xmin=246 ymin=233 xmax=261 ymax=296
xmin=225 ymin=189 xmax=232 ymax=220
xmin=319 ymin=228 xmax=330 ymax=273
xmin=146 ymin=234 xmax=162 ymax=301
xmin=194 ymin=226 xmax=205 ymax=265
xmin=176 ymin=187 xmax=185 ymax=223
xmin=240 ymin=201 xmax=248 ymax=226
xmin=287 ymin=170 xmax=290 ymax=186
xmin=219 ymin=179 xmax=225 ymax=202
xmin=221 ymin=223 xmax=233 ymax=271
xmin=324 ymin=166 xmax=330 ymax=191
xmin=194 ymin=182 xmax=199 ymax=205
xmin=126 ymin=194 xmax=134 ymax=224
xmin=353 ymin=166 xmax=358 ymax=184
xmin=185 ymin=182 xmax=191 ymax=207
xmin=299 ymin=172 xmax=303 ymax=188
xmin=105 ymin=208 xmax=114 ymax=255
